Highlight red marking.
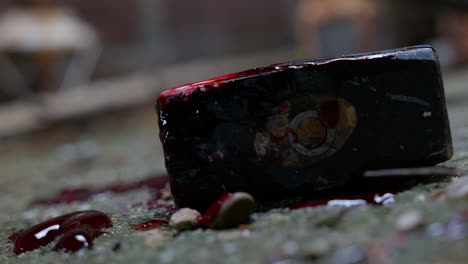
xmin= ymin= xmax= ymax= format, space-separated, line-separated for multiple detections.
xmin=32 ymin=174 xmax=169 ymax=205
xmin=134 ymin=220 xmax=168 ymax=232
xmin=319 ymin=100 xmax=340 ymax=128
xmin=11 ymin=210 xmax=112 ymax=254
xmin=197 ymin=193 xmax=234 ymax=228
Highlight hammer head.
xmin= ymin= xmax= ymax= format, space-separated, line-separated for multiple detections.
xmin=157 ymin=46 xmax=452 ymax=211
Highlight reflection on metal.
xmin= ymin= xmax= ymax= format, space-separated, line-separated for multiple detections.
xmin=363 ymin=167 xmax=459 ymax=178
xmin=0 ymin=1 xmax=99 ymax=99
xmin=254 ymin=96 xmax=357 ymax=168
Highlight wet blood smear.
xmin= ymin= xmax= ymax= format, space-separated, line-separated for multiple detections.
xmin=11 ymin=210 xmax=112 ymax=254
xmin=197 ymin=193 xmax=233 ymax=228
xmin=32 ymin=174 xmax=169 ymax=205
xmin=158 ymin=67 xmax=274 ymax=104
xmin=290 ymin=191 xmax=396 ymax=209
xmin=134 ymin=220 xmax=168 ymax=231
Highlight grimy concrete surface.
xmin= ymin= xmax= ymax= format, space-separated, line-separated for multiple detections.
xmin=0 ymin=67 xmax=468 ymax=263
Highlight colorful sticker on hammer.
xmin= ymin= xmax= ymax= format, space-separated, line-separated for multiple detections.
xmin=254 ymin=96 xmax=357 ymax=168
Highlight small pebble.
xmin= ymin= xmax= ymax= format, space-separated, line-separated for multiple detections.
xmin=395 ymin=210 xmax=423 ymax=231
xmin=169 ymin=208 xmax=201 ymax=230
xmin=213 ymin=192 xmax=256 ymax=229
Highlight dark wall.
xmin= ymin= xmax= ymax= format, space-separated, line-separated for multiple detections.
xmin=64 ymin=0 xmax=140 ymax=44
xmin=162 ymin=0 xmax=295 ymax=59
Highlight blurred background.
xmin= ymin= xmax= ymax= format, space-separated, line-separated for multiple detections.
xmin=1 ymin=2 xmax=468 ymax=262
xmin=0 ymin=0 xmax=468 ymax=225
xmin=0 ymin=0 xmax=467 ymax=137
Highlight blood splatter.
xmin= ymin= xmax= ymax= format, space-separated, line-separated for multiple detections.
xmin=11 ymin=210 xmax=112 ymax=254
xmin=32 ymin=174 xmax=169 ymax=205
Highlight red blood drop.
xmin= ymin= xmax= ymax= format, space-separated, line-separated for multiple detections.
xmin=12 ymin=210 xmax=112 ymax=254
xmin=14 ymin=216 xmax=67 ymax=254
xmin=133 ymin=220 xmax=168 ymax=231
xmin=55 ymin=225 xmax=100 ymax=252
xmin=61 ymin=210 xmax=112 ymax=232
xmin=197 ymin=193 xmax=234 ymax=228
